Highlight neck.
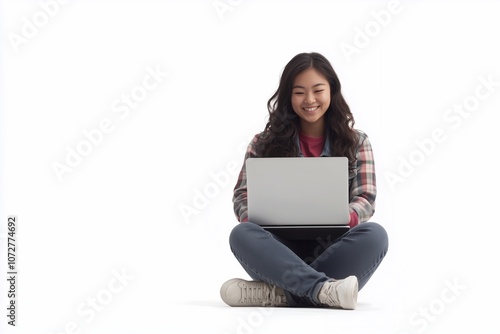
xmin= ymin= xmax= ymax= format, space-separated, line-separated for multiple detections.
xmin=300 ymin=120 xmax=325 ymax=138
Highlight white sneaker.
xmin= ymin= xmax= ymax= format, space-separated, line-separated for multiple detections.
xmin=317 ymin=276 xmax=358 ymax=310
xmin=220 ymin=278 xmax=288 ymax=307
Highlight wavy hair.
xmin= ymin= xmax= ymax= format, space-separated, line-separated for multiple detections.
xmin=255 ymin=52 xmax=359 ymax=161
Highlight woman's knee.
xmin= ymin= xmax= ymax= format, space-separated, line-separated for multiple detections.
xmin=229 ymin=222 xmax=261 ymax=248
xmin=351 ymin=222 xmax=389 ymax=253
xmin=366 ymin=221 xmax=388 ymax=240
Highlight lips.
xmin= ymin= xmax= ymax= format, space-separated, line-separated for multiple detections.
xmin=303 ymin=106 xmax=319 ymax=112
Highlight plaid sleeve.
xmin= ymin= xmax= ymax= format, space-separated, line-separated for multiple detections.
xmin=349 ymin=131 xmax=377 ymax=224
xmin=232 ymin=134 xmax=260 ymax=222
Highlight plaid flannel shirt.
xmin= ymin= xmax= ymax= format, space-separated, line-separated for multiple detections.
xmin=232 ymin=130 xmax=377 ymax=224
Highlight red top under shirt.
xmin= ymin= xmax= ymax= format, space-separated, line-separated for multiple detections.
xmin=299 ymin=132 xmax=359 ymax=228
xmin=299 ymin=132 xmax=325 ymax=157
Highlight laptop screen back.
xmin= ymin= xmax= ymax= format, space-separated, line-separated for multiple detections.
xmin=246 ymin=157 xmax=350 ymax=226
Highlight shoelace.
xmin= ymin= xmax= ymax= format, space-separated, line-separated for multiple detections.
xmin=240 ymin=282 xmax=285 ymax=307
xmin=319 ymin=281 xmax=341 ymax=307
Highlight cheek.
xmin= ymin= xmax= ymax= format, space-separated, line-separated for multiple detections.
xmin=321 ymin=96 xmax=331 ymax=108
xmin=291 ymin=97 xmax=302 ymax=112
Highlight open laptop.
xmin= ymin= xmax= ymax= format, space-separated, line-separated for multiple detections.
xmin=246 ymin=157 xmax=350 ymax=240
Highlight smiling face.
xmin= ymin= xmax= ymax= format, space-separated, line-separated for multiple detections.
xmin=291 ymin=67 xmax=330 ymax=137
xmin=291 ymin=67 xmax=331 ymax=137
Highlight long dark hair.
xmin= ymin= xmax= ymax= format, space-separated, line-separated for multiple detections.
xmin=255 ymin=52 xmax=359 ymax=161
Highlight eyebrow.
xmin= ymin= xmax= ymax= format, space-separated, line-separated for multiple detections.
xmin=292 ymin=83 xmax=326 ymax=89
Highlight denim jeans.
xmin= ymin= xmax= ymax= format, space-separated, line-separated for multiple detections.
xmin=229 ymin=222 xmax=389 ymax=306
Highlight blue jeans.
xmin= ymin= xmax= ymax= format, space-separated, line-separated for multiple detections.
xmin=229 ymin=222 xmax=389 ymax=306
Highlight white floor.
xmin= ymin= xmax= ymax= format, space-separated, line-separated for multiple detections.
xmin=3 ymin=212 xmax=496 ymax=334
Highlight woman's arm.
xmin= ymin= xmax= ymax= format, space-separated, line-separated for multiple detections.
xmin=232 ymin=135 xmax=259 ymax=222
xmin=348 ymin=131 xmax=377 ymax=225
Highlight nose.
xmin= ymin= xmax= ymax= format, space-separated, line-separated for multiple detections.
xmin=304 ymin=93 xmax=316 ymax=104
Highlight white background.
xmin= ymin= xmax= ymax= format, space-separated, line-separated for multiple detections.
xmin=1 ymin=0 xmax=499 ymax=333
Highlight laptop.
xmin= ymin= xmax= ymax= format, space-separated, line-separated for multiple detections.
xmin=246 ymin=157 xmax=350 ymax=240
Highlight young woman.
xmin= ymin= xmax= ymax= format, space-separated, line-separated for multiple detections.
xmin=220 ymin=52 xmax=388 ymax=310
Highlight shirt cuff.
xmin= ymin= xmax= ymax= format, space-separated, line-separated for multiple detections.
xmin=349 ymin=210 xmax=359 ymax=228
